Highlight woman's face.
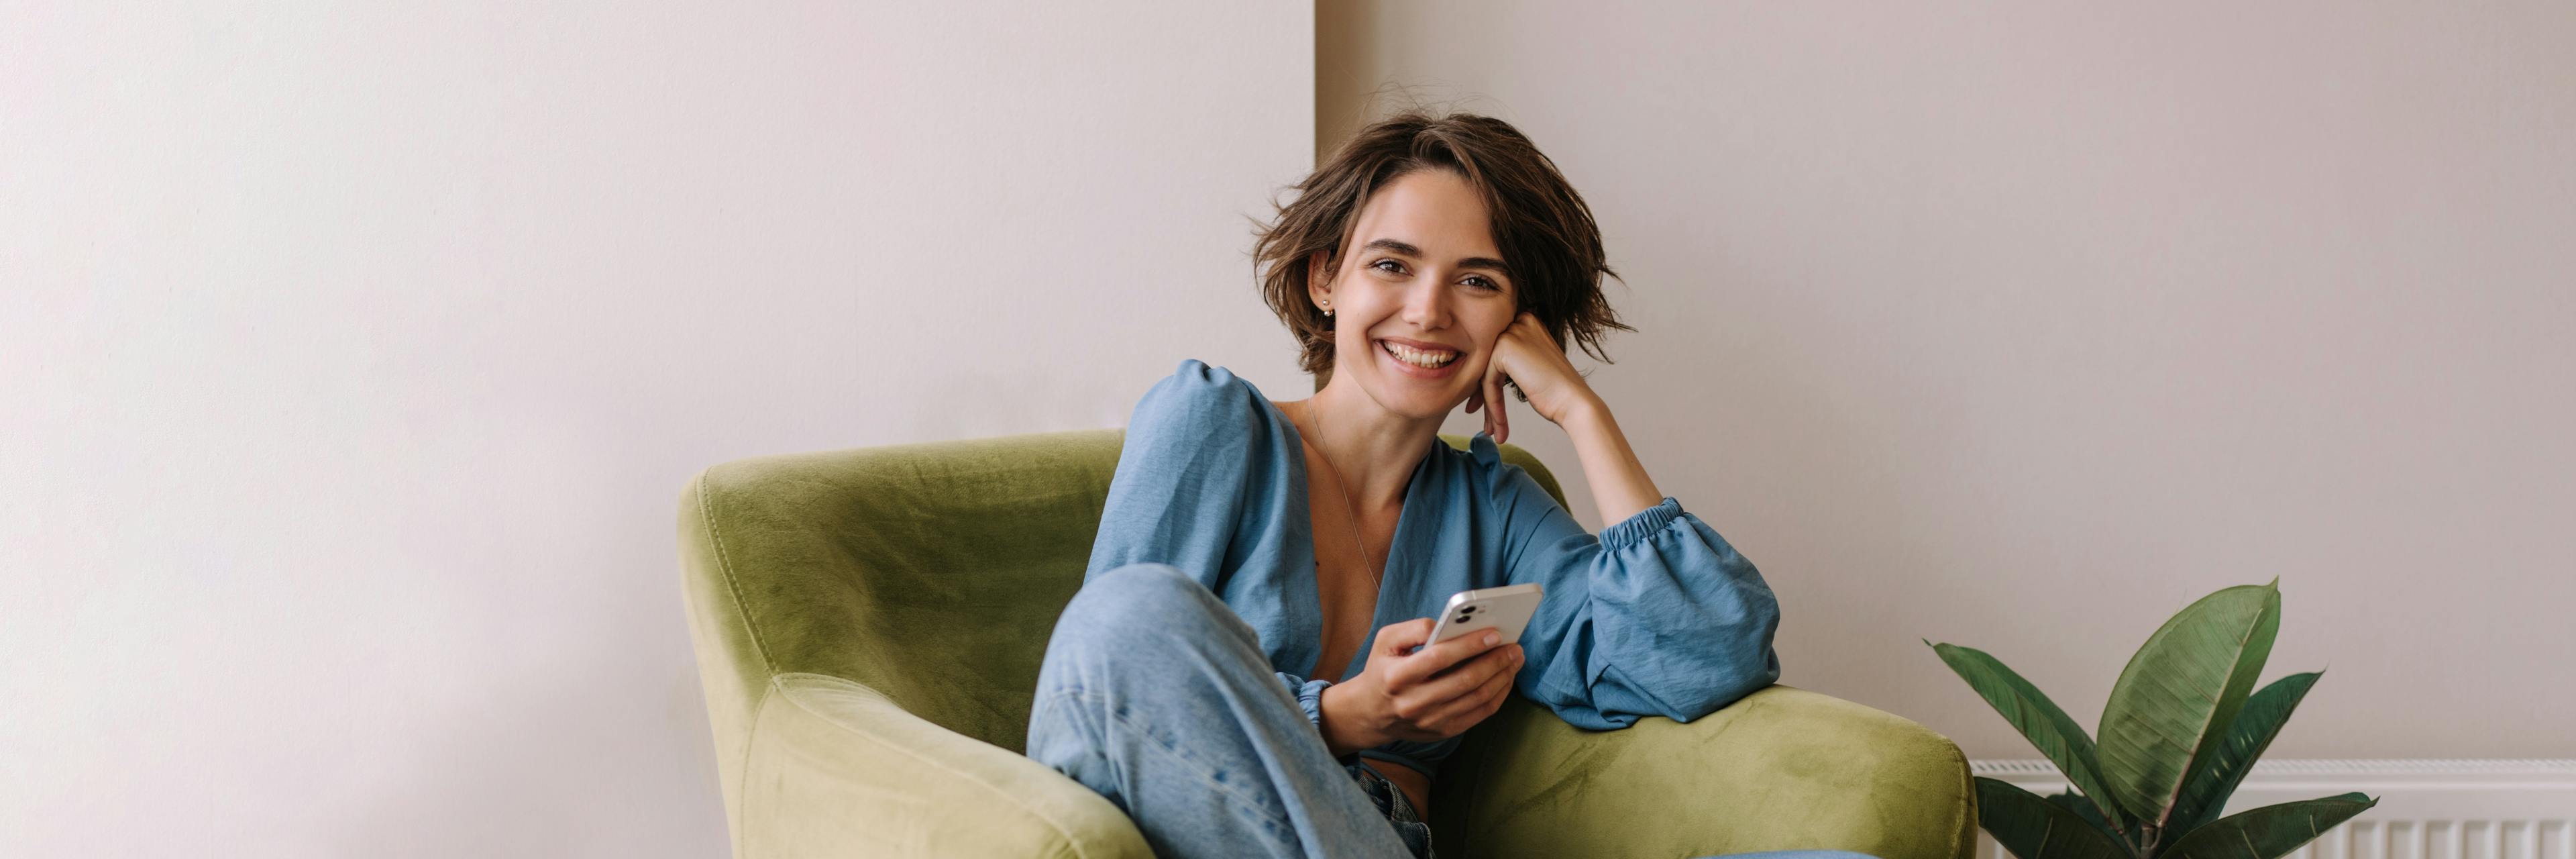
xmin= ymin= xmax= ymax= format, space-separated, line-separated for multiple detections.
xmin=1311 ymin=168 xmax=1519 ymax=421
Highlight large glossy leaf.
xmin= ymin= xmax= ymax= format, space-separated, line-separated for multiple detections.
xmin=1931 ymin=641 xmax=2135 ymax=831
xmin=2047 ymin=790 xmax=2130 ymax=848
xmin=2159 ymin=793 xmax=2376 ymax=859
xmin=1978 ymin=777 xmax=2135 ymax=859
xmin=2165 ymin=671 xmax=2322 ymax=836
xmin=2098 ymin=580 xmax=2282 ymax=825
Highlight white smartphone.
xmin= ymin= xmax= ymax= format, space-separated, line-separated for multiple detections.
xmin=1421 ymin=583 xmax=1544 ymax=650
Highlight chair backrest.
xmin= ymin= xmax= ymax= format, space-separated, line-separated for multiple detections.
xmin=678 ymin=427 xmax=1569 ymax=758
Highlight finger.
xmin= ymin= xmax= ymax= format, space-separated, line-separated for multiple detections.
xmin=1463 ymin=647 xmax=1525 ymax=713
xmin=1375 ymin=617 xmax=1436 ymax=656
xmin=1425 ymin=626 xmax=1508 ymax=672
xmin=1412 ymin=646 xmax=1523 ymax=727
xmin=1488 ymin=373 xmax=1511 ymax=445
xmin=1479 ymin=652 xmax=1522 ymax=712
xmin=1481 ymin=346 xmax=1508 ymax=441
xmin=1483 ymin=380 xmax=1495 ymax=438
xmin=1473 ymin=358 xmax=1494 ymax=430
xmin=1388 ymin=626 xmax=1503 ymax=688
xmin=1405 ymin=638 xmax=1517 ymax=702
xmin=1456 ymin=661 xmax=1519 ymax=727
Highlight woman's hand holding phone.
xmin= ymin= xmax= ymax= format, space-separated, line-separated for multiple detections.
xmin=1316 ymin=618 xmax=1524 ymax=757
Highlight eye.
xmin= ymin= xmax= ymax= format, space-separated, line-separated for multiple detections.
xmin=1371 ymin=259 xmax=1407 ymax=275
xmin=1462 ymin=275 xmax=1502 ymax=293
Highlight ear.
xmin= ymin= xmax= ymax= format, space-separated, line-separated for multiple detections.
xmin=1305 ymin=250 xmax=1336 ymax=309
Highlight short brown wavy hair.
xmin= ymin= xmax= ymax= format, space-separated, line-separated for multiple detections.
xmin=1252 ymin=111 xmax=1629 ymax=392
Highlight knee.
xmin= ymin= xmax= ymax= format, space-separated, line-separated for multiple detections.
xmin=1063 ymin=562 xmax=1224 ymax=626
xmin=1073 ymin=561 xmax=1205 ymax=609
xmin=1048 ymin=563 xmax=1246 ymax=660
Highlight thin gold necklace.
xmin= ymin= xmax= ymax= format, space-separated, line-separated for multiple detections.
xmin=1301 ymin=399 xmax=1384 ymax=593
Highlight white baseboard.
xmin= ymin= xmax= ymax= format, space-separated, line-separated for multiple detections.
xmin=1969 ymin=759 xmax=2576 ymax=859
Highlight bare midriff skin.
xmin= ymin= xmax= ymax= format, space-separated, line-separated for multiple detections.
xmin=1276 ymin=399 xmax=1434 ymax=818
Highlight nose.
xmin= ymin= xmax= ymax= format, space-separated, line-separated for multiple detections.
xmin=1399 ymin=273 xmax=1453 ymax=330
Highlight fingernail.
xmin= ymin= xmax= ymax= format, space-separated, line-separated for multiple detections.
xmin=1483 ymin=631 xmax=1500 ymax=646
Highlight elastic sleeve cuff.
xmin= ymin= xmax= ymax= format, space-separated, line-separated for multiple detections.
xmin=1598 ymin=497 xmax=1684 ymax=550
xmin=1295 ymin=677 xmax=1332 ymax=726
xmin=1295 ymin=678 xmax=1363 ymax=766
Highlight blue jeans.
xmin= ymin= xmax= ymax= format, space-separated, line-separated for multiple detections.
xmin=1025 ymin=562 xmax=1880 ymax=859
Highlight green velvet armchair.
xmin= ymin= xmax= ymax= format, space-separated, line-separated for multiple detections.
xmin=678 ymin=429 xmax=1976 ymax=858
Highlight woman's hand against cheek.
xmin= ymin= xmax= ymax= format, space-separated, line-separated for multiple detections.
xmin=1316 ymin=619 xmax=1524 ymax=756
xmin=1464 ymin=311 xmax=1597 ymax=444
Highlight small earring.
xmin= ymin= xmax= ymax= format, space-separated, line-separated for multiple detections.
xmin=1323 ymin=307 xmax=1333 ymax=317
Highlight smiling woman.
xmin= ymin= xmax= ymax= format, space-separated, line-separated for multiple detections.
xmin=1021 ymin=112 xmax=1817 ymax=859
xmin=1254 ymin=112 xmax=1633 ymax=397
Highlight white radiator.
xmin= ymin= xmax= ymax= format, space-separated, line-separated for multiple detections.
xmin=1969 ymin=759 xmax=2576 ymax=859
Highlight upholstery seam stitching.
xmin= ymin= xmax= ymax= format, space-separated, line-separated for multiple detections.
xmin=737 ymin=683 xmax=775 ymax=858
xmin=698 ymin=466 xmax=780 ymax=858
xmin=698 ymin=469 xmax=778 ymax=675
xmin=782 ymin=674 xmax=1106 ymax=859
xmin=1945 ymin=737 xmax=1974 ymax=859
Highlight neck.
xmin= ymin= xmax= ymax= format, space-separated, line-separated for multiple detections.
xmin=1299 ymin=374 xmax=1446 ymax=511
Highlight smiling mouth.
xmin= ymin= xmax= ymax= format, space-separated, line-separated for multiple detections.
xmin=1379 ymin=339 xmax=1460 ymax=368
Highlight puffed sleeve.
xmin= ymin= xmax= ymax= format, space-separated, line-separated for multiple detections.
xmin=1477 ymin=437 xmax=1783 ymax=730
xmin=1083 ymin=360 xmax=1338 ymax=736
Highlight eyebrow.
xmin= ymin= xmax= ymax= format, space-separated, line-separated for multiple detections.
xmin=1360 ymin=238 xmax=1511 ymax=277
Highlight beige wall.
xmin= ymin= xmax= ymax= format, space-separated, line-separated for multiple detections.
xmin=6 ymin=4 xmax=2567 ymax=854
xmin=1324 ymin=1 xmax=2575 ymax=759
xmin=1 ymin=2 xmax=1309 ymax=855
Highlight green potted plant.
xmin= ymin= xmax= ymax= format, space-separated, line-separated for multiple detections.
xmin=1925 ymin=579 xmax=2377 ymax=858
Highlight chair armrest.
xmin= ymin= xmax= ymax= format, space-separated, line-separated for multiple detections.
xmin=733 ymin=672 xmax=1152 ymax=859
xmin=1431 ymin=685 xmax=1976 ymax=859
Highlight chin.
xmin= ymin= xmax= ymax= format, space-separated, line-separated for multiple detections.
xmin=1359 ymin=364 xmax=1474 ymax=420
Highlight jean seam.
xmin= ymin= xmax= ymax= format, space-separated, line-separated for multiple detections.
xmin=1038 ymin=687 xmax=1303 ymax=839
xmin=1353 ymin=765 xmax=1431 ymax=838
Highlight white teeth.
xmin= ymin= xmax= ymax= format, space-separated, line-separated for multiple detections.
xmin=1381 ymin=340 xmax=1458 ymax=368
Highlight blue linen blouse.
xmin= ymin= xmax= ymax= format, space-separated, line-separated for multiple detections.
xmin=1084 ymin=358 xmax=1782 ymax=780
